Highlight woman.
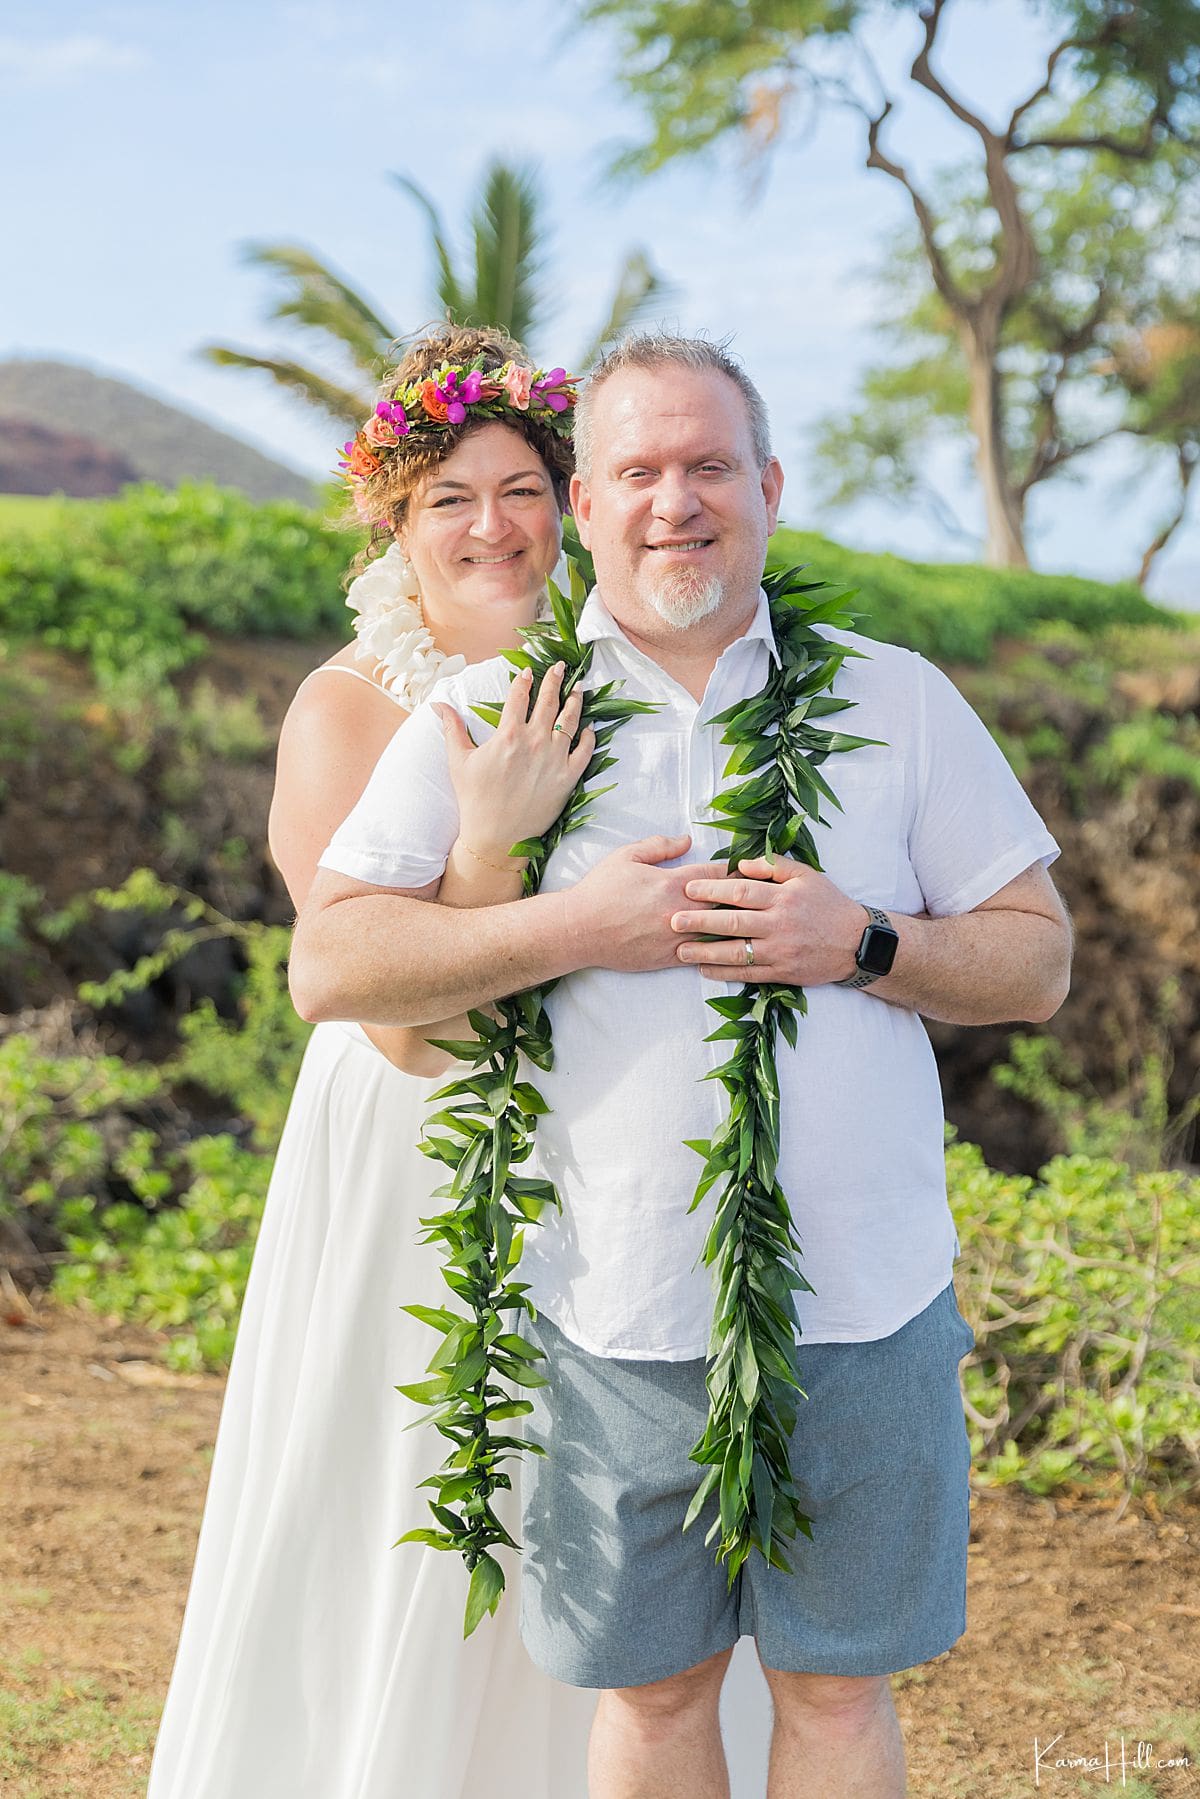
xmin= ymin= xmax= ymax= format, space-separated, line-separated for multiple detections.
xmin=146 ymin=324 xmax=601 ymax=1798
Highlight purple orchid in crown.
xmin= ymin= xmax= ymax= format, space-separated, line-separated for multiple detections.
xmin=435 ymin=368 xmax=485 ymax=424
xmin=376 ymin=399 xmax=410 ymax=435
xmin=530 ymin=367 xmax=574 ymax=413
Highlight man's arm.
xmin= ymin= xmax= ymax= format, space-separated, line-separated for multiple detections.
xmin=854 ymin=862 xmax=1073 ymax=1025
xmin=669 ymin=858 xmax=1072 ymax=1027
xmin=289 ymin=834 xmax=717 ymax=1027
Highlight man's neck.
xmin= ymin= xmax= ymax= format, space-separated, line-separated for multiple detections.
xmin=611 ymin=592 xmax=761 ymax=703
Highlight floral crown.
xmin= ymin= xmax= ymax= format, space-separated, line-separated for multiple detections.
xmin=336 ymin=358 xmax=578 ymax=516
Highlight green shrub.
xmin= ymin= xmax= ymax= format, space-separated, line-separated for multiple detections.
xmin=767 ymin=527 xmax=1182 ymax=662
xmin=1086 ymin=712 xmax=1200 ymax=797
xmin=0 ymin=533 xmax=197 ymax=684
xmin=0 ymin=483 xmax=356 ymax=684
xmin=82 ymin=482 xmax=351 ymax=638
xmin=54 ymin=1134 xmax=269 ymax=1371
xmin=949 ymin=1132 xmax=1200 ymax=1498
xmin=0 ymin=1033 xmax=165 ymax=1229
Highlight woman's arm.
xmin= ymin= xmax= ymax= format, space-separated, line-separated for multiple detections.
xmin=267 ymin=671 xmax=508 ymax=1075
xmin=268 ymin=666 xmax=590 ymax=1077
xmin=361 ymin=667 xmax=592 ymax=1073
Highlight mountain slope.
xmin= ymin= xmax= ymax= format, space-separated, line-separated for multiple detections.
xmin=0 ymin=360 xmax=317 ymax=505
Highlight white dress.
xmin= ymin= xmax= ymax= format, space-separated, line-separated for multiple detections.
xmin=146 ymin=645 xmax=772 ymax=1798
xmin=146 ymin=1015 xmax=602 ymax=1798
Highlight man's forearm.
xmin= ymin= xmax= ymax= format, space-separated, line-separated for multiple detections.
xmin=291 ymin=889 xmax=584 ymax=1026
xmin=863 ymin=906 xmax=1071 ymax=1025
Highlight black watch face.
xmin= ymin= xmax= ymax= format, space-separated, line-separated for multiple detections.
xmin=858 ymin=924 xmax=899 ymax=977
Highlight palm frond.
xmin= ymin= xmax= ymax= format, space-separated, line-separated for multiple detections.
xmin=470 ymin=162 xmax=548 ymax=344
xmin=391 ymin=172 xmax=470 ymax=323
xmin=240 ymin=243 xmax=398 ymax=376
xmin=575 ymin=247 xmax=676 ymax=370
xmin=199 ymin=345 xmax=371 ymax=428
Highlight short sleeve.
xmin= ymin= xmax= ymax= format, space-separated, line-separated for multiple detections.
xmin=318 ymin=687 xmax=461 ymax=889
xmin=909 ymin=655 xmax=1061 ymax=917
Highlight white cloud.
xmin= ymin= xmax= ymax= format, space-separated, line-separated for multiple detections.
xmin=0 ymin=34 xmax=149 ymax=86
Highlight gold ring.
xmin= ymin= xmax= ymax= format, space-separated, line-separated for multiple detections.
xmin=744 ymin=939 xmax=754 ymax=967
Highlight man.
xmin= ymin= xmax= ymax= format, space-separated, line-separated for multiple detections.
xmin=291 ymin=334 xmax=1072 ymax=1799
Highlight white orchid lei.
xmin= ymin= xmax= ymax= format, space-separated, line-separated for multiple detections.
xmin=344 ymin=543 xmax=467 ymax=709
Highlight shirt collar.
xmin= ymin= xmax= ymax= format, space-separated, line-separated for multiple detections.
xmin=576 ymin=584 xmax=782 ymax=670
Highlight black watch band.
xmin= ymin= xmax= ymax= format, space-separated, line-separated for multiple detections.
xmin=836 ymin=905 xmax=899 ymax=989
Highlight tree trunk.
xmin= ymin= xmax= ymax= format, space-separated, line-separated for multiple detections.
xmin=963 ymin=322 xmax=1029 ymax=569
xmin=1137 ymin=445 xmax=1196 ymax=588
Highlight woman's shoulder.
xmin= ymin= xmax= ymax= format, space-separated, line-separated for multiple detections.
xmin=282 ymin=651 xmax=409 ymax=746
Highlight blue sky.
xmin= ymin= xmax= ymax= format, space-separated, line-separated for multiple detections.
xmin=2 ymin=0 xmax=1196 ymax=605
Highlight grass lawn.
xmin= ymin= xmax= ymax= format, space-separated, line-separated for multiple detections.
xmin=0 ymin=495 xmax=91 ymax=537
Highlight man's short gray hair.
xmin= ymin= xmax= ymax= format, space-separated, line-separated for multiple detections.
xmin=573 ymin=332 xmax=773 ymax=482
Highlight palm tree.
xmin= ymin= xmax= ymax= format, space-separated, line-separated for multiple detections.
xmin=201 ymin=160 xmax=672 ymax=428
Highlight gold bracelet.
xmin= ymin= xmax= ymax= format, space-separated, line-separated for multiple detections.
xmin=458 ymin=840 xmax=526 ymax=874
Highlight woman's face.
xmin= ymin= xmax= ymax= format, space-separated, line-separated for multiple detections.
xmin=401 ymin=422 xmax=562 ymax=618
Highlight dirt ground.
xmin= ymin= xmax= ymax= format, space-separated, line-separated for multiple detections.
xmin=2 ymin=1297 xmax=1198 ymax=1799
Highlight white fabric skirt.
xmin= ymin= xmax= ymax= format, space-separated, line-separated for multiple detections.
xmin=146 ymin=1020 xmax=598 ymax=1799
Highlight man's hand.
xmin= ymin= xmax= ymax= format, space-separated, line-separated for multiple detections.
xmin=564 ymin=835 xmax=730 ymax=972
xmin=669 ymin=854 xmax=866 ymax=984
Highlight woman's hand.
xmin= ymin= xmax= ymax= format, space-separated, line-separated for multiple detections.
xmin=433 ymin=662 xmax=595 ymax=865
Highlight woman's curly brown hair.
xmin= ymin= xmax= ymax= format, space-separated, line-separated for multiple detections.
xmin=341 ymin=322 xmax=575 ymax=578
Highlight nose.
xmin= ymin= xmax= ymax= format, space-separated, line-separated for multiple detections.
xmin=651 ymin=471 xmax=704 ymax=528
xmin=468 ymin=493 xmax=513 ymax=544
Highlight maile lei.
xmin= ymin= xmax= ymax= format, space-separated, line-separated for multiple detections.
xmin=397 ymin=560 xmax=885 ymax=1636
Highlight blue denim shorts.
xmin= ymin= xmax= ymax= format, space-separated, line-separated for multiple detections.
xmin=517 ymin=1280 xmax=975 ymax=1689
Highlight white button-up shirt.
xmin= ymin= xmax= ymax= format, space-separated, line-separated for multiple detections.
xmin=320 ymin=586 xmax=1060 ymax=1355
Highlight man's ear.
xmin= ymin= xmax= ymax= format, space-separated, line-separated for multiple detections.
xmin=569 ymin=473 xmax=593 ymax=548
xmin=761 ymin=457 xmax=785 ymax=535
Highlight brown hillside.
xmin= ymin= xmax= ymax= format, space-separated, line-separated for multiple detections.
xmin=0 ymin=418 xmax=139 ymax=498
xmin=0 ymin=360 xmax=317 ymax=505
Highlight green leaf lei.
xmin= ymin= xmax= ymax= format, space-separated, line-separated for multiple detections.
xmin=394 ymin=558 xmax=659 ymax=1638
xmin=398 ymin=560 xmax=886 ymax=1636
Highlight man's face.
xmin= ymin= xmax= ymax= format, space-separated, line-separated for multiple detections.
xmin=570 ymin=365 xmax=784 ymax=634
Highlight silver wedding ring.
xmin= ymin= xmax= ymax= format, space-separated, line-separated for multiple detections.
xmin=744 ymin=939 xmax=754 ymax=967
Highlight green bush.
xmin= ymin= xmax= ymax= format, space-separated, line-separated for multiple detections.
xmin=0 ymin=1033 xmax=165 ymax=1229
xmin=83 ymin=482 xmax=351 ymax=638
xmin=0 ymin=533 xmax=197 ymax=685
xmin=54 ymin=1134 xmax=269 ymax=1372
xmin=767 ymin=527 xmax=1183 ymax=663
xmin=0 ymin=483 xmax=356 ymax=684
xmin=948 ymin=1132 xmax=1200 ymax=1498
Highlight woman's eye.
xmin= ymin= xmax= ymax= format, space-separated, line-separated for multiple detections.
xmin=432 ymin=496 xmax=466 ymax=507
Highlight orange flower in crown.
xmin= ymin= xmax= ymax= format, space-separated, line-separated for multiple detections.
xmin=335 ymin=358 xmax=578 ymax=502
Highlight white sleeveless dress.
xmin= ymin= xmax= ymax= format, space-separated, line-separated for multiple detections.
xmin=146 ymin=661 xmax=772 ymax=1799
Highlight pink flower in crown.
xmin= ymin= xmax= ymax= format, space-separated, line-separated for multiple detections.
xmin=501 ymin=363 xmax=533 ymax=411
xmin=364 ymin=412 xmax=398 ymax=448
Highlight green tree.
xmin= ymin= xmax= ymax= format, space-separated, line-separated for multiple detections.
xmin=574 ymin=0 xmax=1200 ymax=567
xmin=812 ymin=149 xmax=1200 ymax=582
xmin=202 ymin=159 xmax=671 ymax=425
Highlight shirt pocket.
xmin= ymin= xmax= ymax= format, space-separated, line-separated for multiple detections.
xmin=808 ymin=760 xmax=906 ymax=906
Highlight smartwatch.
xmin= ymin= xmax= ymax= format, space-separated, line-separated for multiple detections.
xmin=836 ymin=905 xmax=899 ymax=989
